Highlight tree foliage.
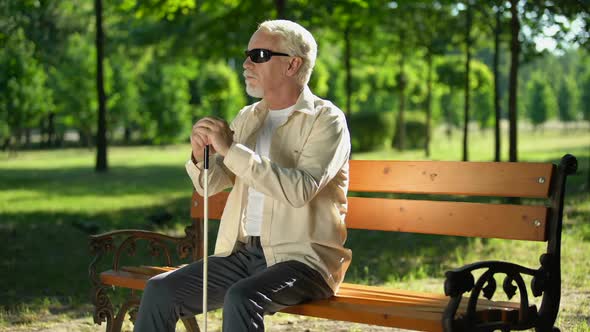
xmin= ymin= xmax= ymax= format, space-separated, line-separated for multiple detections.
xmin=527 ymin=72 xmax=556 ymax=128
xmin=0 ymin=28 xmax=52 ymax=147
xmin=193 ymin=61 xmax=245 ymax=121
xmin=139 ymin=60 xmax=193 ymax=144
xmin=557 ymin=75 xmax=579 ymax=123
xmin=582 ymin=72 xmax=590 ymax=121
xmin=0 ymin=0 xmax=588 ymax=153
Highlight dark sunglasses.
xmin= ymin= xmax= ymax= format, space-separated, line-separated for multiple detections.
xmin=244 ymin=48 xmax=291 ymax=63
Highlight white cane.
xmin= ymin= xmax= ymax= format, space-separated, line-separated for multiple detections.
xmin=202 ymin=144 xmax=210 ymax=332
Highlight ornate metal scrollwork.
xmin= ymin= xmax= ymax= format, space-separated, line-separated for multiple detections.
xmin=443 ymin=260 xmax=543 ymax=331
xmin=177 ymin=223 xmax=198 ymax=260
xmin=89 ymin=236 xmax=115 ymax=330
xmin=89 ymin=226 xmax=202 ymax=332
xmin=148 ymin=238 xmax=172 ymax=264
xmin=92 ymin=285 xmax=114 ymax=331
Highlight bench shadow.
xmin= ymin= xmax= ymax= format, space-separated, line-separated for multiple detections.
xmin=0 ymin=165 xmax=191 ymax=197
xmin=0 ymin=196 xmax=208 ymax=309
xmin=0 ymin=153 xmax=586 ymax=313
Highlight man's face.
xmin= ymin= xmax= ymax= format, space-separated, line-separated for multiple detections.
xmin=243 ymin=30 xmax=290 ymax=99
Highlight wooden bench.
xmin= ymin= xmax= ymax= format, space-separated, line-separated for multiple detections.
xmin=89 ymin=154 xmax=577 ymax=332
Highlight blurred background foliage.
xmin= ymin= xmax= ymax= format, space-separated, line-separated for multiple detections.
xmin=0 ymin=0 xmax=588 ymax=156
xmin=1 ymin=1 xmax=589 ymax=330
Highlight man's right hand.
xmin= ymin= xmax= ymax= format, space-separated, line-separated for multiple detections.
xmin=190 ymin=119 xmax=217 ymax=163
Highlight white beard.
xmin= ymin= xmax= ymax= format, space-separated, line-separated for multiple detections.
xmin=246 ymin=83 xmax=264 ymax=99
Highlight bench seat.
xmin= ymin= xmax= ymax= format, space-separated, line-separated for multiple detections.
xmin=100 ymin=266 xmax=529 ymax=332
xmin=90 ymin=156 xmax=577 ymax=331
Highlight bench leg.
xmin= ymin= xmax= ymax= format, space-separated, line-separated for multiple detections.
xmin=92 ymin=286 xmax=114 ymax=332
xmin=181 ymin=317 xmax=201 ymax=332
xmin=92 ymin=284 xmax=142 ymax=332
xmin=112 ymin=297 xmax=140 ymax=332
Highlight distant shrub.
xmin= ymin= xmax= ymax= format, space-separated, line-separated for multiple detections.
xmin=393 ymin=119 xmax=427 ymax=150
xmin=349 ymin=111 xmax=394 ymax=152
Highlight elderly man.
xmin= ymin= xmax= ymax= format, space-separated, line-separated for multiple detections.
xmin=134 ymin=19 xmax=351 ymax=332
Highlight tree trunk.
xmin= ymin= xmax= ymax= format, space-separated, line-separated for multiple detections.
xmin=95 ymin=0 xmax=108 ymax=172
xmin=47 ymin=112 xmax=55 ymax=147
xmin=462 ymin=4 xmax=472 ymax=162
xmin=275 ymin=0 xmax=286 ymax=19
xmin=25 ymin=128 xmax=31 ymax=147
xmin=425 ymin=52 xmax=433 ymax=157
xmin=493 ymin=8 xmax=502 ymax=162
xmin=508 ymin=0 xmax=520 ymax=162
xmin=124 ymin=126 xmax=131 ymax=144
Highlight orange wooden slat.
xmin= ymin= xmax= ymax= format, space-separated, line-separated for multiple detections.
xmin=335 ymin=290 xmax=512 ymax=310
xmin=338 ymin=283 xmax=521 ymax=310
xmin=349 ymin=160 xmax=554 ymax=198
xmin=346 ymin=197 xmax=548 ymax=241
xmin=100 ymin=270 xmax=150 ymax=290
xmin=121 ymin=265 xmax=179 ymax=275
xmin=101 ymin=269 xmax=524 ymax=331
xmin=191 ymin=191 xmax=229 ymax=219
xmin=282 ymin=299 xmax=444 ymax=331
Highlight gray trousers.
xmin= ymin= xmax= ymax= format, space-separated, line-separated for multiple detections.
xmin=133 ymin=237 xmax=333 ymax=332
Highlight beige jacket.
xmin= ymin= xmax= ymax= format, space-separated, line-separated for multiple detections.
xmin=185 ymin=86 xmax=351 ymax=291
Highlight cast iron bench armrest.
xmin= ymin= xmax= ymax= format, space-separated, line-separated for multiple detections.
xmin=443 ymin=260 xmax=546 ymax=331
xmin=88 ymin=226 xmax=200 ymax=328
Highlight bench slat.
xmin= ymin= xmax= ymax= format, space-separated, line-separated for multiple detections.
xmin=349 ymin=160 xmax=554 ymax=198
xmin=190 ymin=192 xmax=548 ymax=241
xmin=337 ymin=283 xmax=521 ymax=310
xmin=282 ymin=299 xmax=444 ymax=331
xmin=191 ymin=192 xmax=228 ymax=219
xmin=101 ymin=269 xmax=527 ymax=332
xmin=346 ymin=197 xmax=548 ymax=241
xmin=101 ymin=270 xmax=150 ymax=290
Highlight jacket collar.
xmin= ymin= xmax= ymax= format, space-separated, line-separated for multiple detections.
xmin=253 ymin=86 xmax=317 ymax=116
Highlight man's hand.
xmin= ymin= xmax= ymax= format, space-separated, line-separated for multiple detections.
xmin=190 ymin=120 xmax=212 ymax=163
xmin=191 ymin=116 xmax=234 ymax=159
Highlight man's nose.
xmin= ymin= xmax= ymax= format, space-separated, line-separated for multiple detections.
xmin=243 ymin=56 xmax=253 ymax=69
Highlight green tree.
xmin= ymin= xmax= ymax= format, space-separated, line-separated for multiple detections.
xmin=474 ymin=1 xmax=511 ymax=161
xmin=582 ymin=72 xmax=590 ymax=121
xmin=140 ymin=61 xmax=192 ymax=144
xmin=353 ymin=64 xmax=396 ymax=115
xmin=95 ymin=0 xmax=108 ymax=171
xmin=1 ymin=1 xmax=92 ymax=147
xmin=52 ymin=33 xmax=100 ymax=146
xmin=557 ymin=76 xmax=579 ymax=124
xmin=436 ymin=57 xmax=464 ymax=137
xmin=470 ymin=60 xmax=494 ymax=129
xmin=0 ymin=28 xmax=52 ymax=149
xmin=527 ymin=73 xmax=556 ymax=130
xmin=412 ymin=1 xmax=456 ymax=157
xmin=440 ymin=88 xmax=462 ymax=137
xmin=507 ymin=0 xmax=587 ymax=161
xmin=308 ymin=57 xmax=330 ymax=98
xmin=193 ymin=61 xmax=246 ymax=121
xmin=108 ymin=54 xmax=141 ymax=143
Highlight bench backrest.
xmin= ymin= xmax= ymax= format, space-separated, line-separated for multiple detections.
xmin=191 ymin=159 xmax=564 ymax=242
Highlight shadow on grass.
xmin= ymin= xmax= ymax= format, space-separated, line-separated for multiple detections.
xmin=0 ymin=195 xmax=474 ymax=313
xmin=0 ymin=153 xmax=587 ymax=317
xmin=0 ymin=196 xmax=204 ymax=309
xmin=0 ymin=165 xmax=190 ymax=197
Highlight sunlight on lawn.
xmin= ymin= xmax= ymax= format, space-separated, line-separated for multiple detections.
xmin=0 ymin=125 xmax=588 ymax=331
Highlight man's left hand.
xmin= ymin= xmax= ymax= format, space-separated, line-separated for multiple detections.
xmin=195 ymin=116 xmax=234 ymax=157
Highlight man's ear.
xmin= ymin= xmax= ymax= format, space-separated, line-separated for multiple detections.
xmin=285 ymin=57 xmax=303 ymax=77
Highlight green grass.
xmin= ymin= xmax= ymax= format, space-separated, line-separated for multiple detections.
xmin=0 ymin=125 xmax=588 ymax=331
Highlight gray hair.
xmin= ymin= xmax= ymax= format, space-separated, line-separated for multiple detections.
xmin=257 ymin=20 xmax=317 ymax=86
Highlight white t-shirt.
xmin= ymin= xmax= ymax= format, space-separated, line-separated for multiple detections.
xmin=243 ymin=105 xmax=294 ymax=236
